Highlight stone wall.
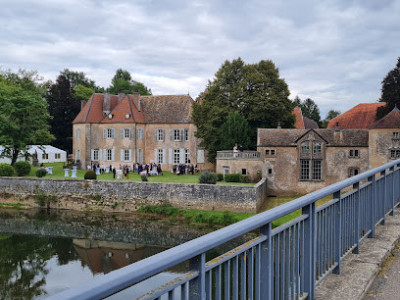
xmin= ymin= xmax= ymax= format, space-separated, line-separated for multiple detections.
xmin=0 ymin=177 xmax=267 ymax=213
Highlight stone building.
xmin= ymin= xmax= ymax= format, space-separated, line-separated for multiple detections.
xmin=72 ymin=92 xmax=211 ymax=170
xmin=217 ymin=104 xmax=400 ymax=195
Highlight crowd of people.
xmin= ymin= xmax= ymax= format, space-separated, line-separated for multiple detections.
xmin=88 ymin=162 xmax=198 ymax=179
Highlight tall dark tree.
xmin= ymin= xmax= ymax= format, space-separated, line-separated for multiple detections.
xmin=46 ymin=75 xmax=80 ymax=153
xmin=377 ymin=57 xmax=400 ymax=119
xmin=108 ymin=69 xmax=152 ymax=95
xmin=192 ymin=58 xmax=295 ymax=162
xmin=219 ymin=111 xmax=251 ymax=151
xmin=61 ymin=68 xmax=104 ymax=92
xmin=0 ymin=72 xmax=54 ymax=165
xmin=294 ymin=96 xmax=321 ymax=126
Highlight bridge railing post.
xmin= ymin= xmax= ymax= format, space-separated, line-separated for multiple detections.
xmin=353 ymin=182 xmax=360 ymax=254
xmin=390 ymin=166 xmax=395 ymax=216
xmin=189 ymin=253 xmax=206 ymax=300
xmin=333 ymin=191 xmax=342 ymax=274
xmin=368 ymin=176 xmax=375 ymax=238
xmin=301 ymin=202 xmax=316 ymax=299
xmin=380 ymin=170 xmax=386 ymax=225
xmin=259 ymin=223 xmax=272 ymax=300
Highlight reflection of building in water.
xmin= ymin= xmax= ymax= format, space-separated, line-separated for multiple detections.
xmin=73 ymin=239 xmax=169 ymax=274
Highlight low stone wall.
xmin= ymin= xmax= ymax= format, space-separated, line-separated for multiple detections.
xmin=0 ymin=177 xmax=267 ymax=213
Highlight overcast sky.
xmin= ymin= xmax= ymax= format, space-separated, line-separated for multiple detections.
xmin=0 ymin=0 xmax=399 ymax=117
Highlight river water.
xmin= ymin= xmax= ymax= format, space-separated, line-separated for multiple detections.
xmin=0 ymin=208 xmax=234 ymax=299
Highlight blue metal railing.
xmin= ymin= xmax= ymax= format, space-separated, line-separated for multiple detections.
xmin=49 ymin=159 xmax=400 ymax=300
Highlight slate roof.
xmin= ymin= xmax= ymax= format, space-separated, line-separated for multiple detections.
xmin=73 ymin=93 xmax=194 ymax=124
xmin=258 ymin=129 xmax=369 ymax=147
xmin=303 ymin=117 xmax=319 ymax=129
xmin=327 ymin=103 xmax=385 ymax=129
xmin=369 ymin=107 xmax=400 ymax=129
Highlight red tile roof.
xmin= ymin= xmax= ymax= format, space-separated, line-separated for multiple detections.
xmin=73 ymin=93 xmax=194 ymax=124
xmin=369 ymin=107 xmax=400 ymax=129
xmin=293 ymin=107 xmax=305 ymax=129
xmin=327 ymin=103 xmax=385 ymax=129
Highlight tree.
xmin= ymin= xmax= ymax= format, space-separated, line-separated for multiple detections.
xmin=294 ymin=96 xmax=321 ymax=126
xmin=0 ymin=75 xmax=54 ymax=165
xmin=219 ymin=111 xmax=251 ymax=150
xmin=192 ymin=58 xmax=295 ymax=162
xmin=377 ymin=57 xmax=400 ymax=119
xmin=73 ymin=84 xmax=94 ymax=100
xmin=61 ymin=68 xmax=104 ymax=92
xmin=45 ymin=75 xmax=80 ymax=153
xmin=321 ymin=110 xmax=341 ymax=128
xmin=108 ymin=69 xmax=152 ymax=95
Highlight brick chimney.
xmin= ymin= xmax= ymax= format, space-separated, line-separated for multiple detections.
xmin=103 ymin=93 xmax=111 ymax=114
xmin=118 ymin=90 xmax=125 ymax=103
xmin=132 ymin=92 xmax=141 ymax=111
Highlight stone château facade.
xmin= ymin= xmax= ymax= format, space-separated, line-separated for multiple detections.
xmin=73 ymin=92 xmax=211 ymax=170
xmin=217 ymin=104 xmax=400 ymax=195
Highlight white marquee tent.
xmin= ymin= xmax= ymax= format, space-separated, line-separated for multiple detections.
xmin=0 ymin=145 xmax=67 ymax=164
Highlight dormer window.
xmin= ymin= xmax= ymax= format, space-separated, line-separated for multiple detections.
xmin=301 ymin=142 xmax=310 ymax=154
xmin=108 ymin=114 xmax=113 ymax=119
xmin=125 ymin=114 xmax=130 ymax=119
xmin=313 ymin=141 xmax=322 ymax=154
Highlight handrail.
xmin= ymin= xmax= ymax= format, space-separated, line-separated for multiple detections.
xmin=49 ymin=158 xmax=400 ymax=300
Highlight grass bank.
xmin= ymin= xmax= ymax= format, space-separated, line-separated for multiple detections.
xmin=138 ymin=194 xmax=334 ymax=228
xmin=25 ymin=162 xmax=254 ymax=186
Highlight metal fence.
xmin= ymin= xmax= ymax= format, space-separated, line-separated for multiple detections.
xmin=49 ymin=159 xmax=400 ymax=300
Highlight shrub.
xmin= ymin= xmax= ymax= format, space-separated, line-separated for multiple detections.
xmin=35 ymin=168 xmax=47 ymax=178
xmin=84 ymin=170 xmax=97 ymax=180
xmin=141 ymin=175 xmax=148 ymax=182
xmin=14 ymin=161 xmax=31 ymax=176
xmin=254 ymin=171 xmax=263 ymax=183
xmin=199 ymin=171 xmax=217 ymax=184
xmin=34 ymin=190 xmax=57 ymax=208
xmin=216 ymin=173 xmax=224 ymax=182
xmin=224 ymin=173 xmax=241 ymax=182
xmin=0 ymin=163 xmax=14 ymax=177
xmin=240 ymin=175 xmax=249 ymax=183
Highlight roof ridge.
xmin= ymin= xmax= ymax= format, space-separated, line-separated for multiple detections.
xmin=84 ymin=94 xmax=95 ymax=123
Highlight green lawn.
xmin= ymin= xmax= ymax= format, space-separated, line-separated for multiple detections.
xmin=26 ymin=162 xmax=254 ymax=186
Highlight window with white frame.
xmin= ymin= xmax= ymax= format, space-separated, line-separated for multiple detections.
xmin=312 ymin=160 xmax=322 ymax=180
xmin=265 ymin=149 xmax=276 ymax=156
xmin=301 ymin=142 xmax=310 ymax=154
xmin=157 ymin=149 xmax=164 ymax=164
xmin=137 ymin=149 xmax=143 ymax=163
xmin=76 ymin=150 xmax=80 ymax=160
xmin=390 ymin=149 xmax=400 ymax=159
xmin=76 ymin=128 xmax=81 ymax=140
xmin=393 ymin=132 xmax=399 ymax=140
xmin=124 ymin=149 xmax=130 ymax=161
xmin=42 ymin=153 xmax=48 ymax=160
xmin=174 ymin=129 xmax=181 ymax=141
xmin=184 ymin=149 xmax=190 ymax=163
xmin=55 ymin=153 xmax=61 ymax=159
xmin=173 ymin=149 xmax=180 ymax=164
xmin=93 ymin=149 xmax=99 ymax=161
xmin=156 ymin=129 xmax=164 ymax=141
xmin=106 ymin=128 xmax=114 ymax=139
xmin=313 ymin=141 xmax=322 ymax=154
xmin=106 ymin=149 xmax=112 ymax=161
xmin=124 ymin=129 xmax=130 ymax=139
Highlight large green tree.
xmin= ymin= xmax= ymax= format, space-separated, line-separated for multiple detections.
xmin=192 ymin=58 xmax=295 ymax=162
xmin=108 ymin=69 xmax=152 ymax=95
xmin=377 ymin=57 xmax=400 ymax=119
xmin=61 ymin=68 xmax=104 ymax=92
xmin=0 ymin=74 xmax=54 ymax=165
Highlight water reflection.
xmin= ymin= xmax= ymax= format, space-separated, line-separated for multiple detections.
xmin=0 ymin=208 xmax=215 ymax=299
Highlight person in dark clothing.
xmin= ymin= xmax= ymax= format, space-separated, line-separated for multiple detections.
xmin=112 ymin=167 xmax=116 ymax=179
